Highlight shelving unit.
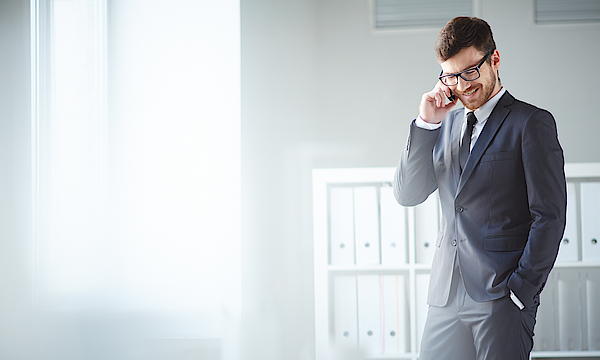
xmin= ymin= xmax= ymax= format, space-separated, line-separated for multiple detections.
xmin=313 ymin=164 xmax=600 ymax=360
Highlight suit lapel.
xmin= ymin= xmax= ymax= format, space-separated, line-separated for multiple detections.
xmin=456 ymin=92 xmax=514 ymax=196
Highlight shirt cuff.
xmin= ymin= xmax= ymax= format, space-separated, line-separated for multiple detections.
xmin=415 ymin=115 xmax=442 ymax=130
xmin=510 ymin=290 xmax=525 ymax=310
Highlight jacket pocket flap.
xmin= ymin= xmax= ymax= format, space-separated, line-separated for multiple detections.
xmin=481 ymin=150 xmax=515 ymax=162
xmin=483 ymin=235 xmax=527 ymax=251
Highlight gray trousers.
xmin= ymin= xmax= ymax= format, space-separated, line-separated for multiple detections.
xmin=419 ymin=269 xmax=538 ymax=360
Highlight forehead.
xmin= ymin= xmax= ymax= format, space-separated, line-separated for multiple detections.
xmin=439 ymin=47 xmax=485 ymax=74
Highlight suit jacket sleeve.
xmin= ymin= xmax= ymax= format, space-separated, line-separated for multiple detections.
xmin=508 ymin=109 xmax=566 ymax=309
xmin=393 ymin=120 xmax=440 ymax=206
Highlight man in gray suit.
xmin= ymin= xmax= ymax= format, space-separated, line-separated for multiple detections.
xmin=393 ymin=17 xmax=566 ymax=360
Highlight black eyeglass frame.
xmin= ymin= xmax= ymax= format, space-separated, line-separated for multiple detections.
xmin=438 ymin=51 xmax=493 ymax=86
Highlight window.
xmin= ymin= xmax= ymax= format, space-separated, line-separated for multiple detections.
xmin=373 ymin=0 xmax=473 ymax=30
xmin=31 ymin=0 xmax=241 ymax=355
xmin=535 ymin=0 xmax=600 ymax=24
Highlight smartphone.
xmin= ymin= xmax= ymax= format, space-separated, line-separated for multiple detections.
xmin=447 ymin=90 xmax=456 ymax=102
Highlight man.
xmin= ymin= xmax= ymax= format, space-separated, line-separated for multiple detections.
xmin=393 ymin=17 xmax=566 ymax=360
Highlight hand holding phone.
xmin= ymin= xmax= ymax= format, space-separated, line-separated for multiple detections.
xmin=419 ymin=83 xmax=458 ymax=124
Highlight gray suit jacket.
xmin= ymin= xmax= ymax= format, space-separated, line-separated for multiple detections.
xmin=394 ymin=91 xmax=566 ymax=309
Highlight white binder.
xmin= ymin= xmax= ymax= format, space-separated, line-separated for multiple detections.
xmin=357 ymin=275 xmax=382 ymax=354
xmin=533 ymin=271 xmax=558 ymax=351
xmin=415 ymin=273 xmax=430 ymax=353
xmin=586 ymin=270 xmax=600 ymax=350
xmin=380 ymin=185 xmax=407 ymax=265
xmin=330 ymin=187 xmax=355 ymax=266
xmin=556 ymin=182 xmax=579 ymax=263
xmin=354 ymin=187 xmax=381 ymax=265
xmin=414 ymin=192 xmax=439 ymax=264
xmin=333 ymin=275 xmax=358 ymax=350
xmin=581 ymin=182 xmax=600 ymax=262
xmin=381 ymin=275 xmax=407 ymax=354
xmin=557 ymin=269 xmax=583 ymax=351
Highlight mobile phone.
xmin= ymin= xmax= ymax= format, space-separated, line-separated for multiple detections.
xmin=447 ymin=90 xmax=456 ymax=102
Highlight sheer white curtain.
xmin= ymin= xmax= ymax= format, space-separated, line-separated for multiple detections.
xmin=33 ymin=0 xmax=241 ymax=357
xmin=35 ymin=0 xmax=108 ymax=308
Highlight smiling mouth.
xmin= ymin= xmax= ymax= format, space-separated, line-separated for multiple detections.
xmin=462 ymin=88 xmax=477 ymax=97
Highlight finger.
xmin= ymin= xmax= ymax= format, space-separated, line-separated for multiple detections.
xmin=434 ymin=82 xmax=450 ymax=100
xmin=435 ymin=91 xmax=442 ymax=107
xmin=436 ymin=89 xmax=446 ymax=107
xmin=439 ymin=86 xmax=451 ymax=101
xmin=443 ymin=89 xmax=451 ymax=100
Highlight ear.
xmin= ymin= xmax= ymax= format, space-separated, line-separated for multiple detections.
xmin=491 ymin=49 xmax=500 ymax=71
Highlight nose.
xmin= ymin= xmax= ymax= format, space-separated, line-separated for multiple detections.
xmin=456 ymin=76 xmax=470 ymax=92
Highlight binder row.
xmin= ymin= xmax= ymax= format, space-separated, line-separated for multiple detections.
xmin=332 ymin=270 xmax=600 ymax=355
xmin=329 ymin=185 xmax=441 ymax=266
xmin=535 ymin=268 xmax=600 ymax=351
xmin=330 ymin=181 xmax=600 ymax=266
xmin=556 ymin=181 xmax=600 ymax=263
xmin=333 ymin=274 xmax=430 ymax=355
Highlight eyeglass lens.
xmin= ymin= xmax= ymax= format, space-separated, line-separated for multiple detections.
xmin=441 ymin=68 xmax=480 ymax=86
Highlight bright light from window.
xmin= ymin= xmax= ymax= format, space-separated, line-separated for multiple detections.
xmin=34 ymin=0 xmax=241 ymax=347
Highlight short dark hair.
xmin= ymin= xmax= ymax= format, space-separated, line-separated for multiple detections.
xmin=434 ymin=17 xmax=496 ymax=62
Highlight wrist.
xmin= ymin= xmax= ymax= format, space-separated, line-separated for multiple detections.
xmin=419 ymin=115 xmax=441 ymax=124
xmin=416 ymin=115 xmax=442 ymax=130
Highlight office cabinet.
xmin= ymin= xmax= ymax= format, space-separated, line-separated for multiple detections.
xmin=381 ymin=274 xmax=409 ymax=354
xmin=329 ymin=187 xmax=355 ymax=266
xmin=380 ymin=186 xmax=407 ymax=265
xmin=354 ymin=187 xmax=381 ymax=265
xmin=332 ymin=275 xmax=358 ymax=350
xmin=581 ymin=182 xmax=600 ymax=263
xmin=587 ymin=270 xmax=600 ymax=351
xmin=557 ymin=269 xmax=583 ymax=351
xmin=314 ymin=165 xmax=600 ymax=360
xmin=413 ymin=195 xmax=439 ymax=265
xmin=556 ymin=182 xmax=579 ymax=262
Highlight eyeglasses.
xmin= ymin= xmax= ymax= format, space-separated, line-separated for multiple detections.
xmin=438 ymin=52 xmax=492 ymax=86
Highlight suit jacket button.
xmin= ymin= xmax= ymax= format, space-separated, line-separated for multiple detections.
xmin=455 ymin=206 xmax=464 ymax=212
xmin=451 ymin=240 xmax=457 ymax=246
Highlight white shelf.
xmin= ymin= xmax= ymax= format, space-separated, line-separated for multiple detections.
xmin=532 ymin=351 xmax=600 ymax=358
xmin=359 ymin=352 xmax=600 ymax=359
xmin=565 ymin=163 xmax=600 ymax=179
xmin=554 ymin=262 xmax=600 ymax=268
xmin=314 ymin=164 xmax=600 ymax=360
xmin=327 ymin=264 xmax=430 ymax=272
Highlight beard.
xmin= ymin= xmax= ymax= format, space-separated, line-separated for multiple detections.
xmin=459 ymin=67 xmax=498 ymax=110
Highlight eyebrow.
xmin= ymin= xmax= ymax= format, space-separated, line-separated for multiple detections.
xmin=441 ymin=58 xmax=483 ymax=76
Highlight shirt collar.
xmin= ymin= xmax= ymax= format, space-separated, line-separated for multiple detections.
xmin=464 ymin=87 xmax=506 ymax=121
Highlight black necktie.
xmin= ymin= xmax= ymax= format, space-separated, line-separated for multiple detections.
xmin=459 ymin=112 xmax=477 ymax=172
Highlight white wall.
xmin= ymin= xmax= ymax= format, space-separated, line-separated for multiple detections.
xmin=241 ymin=0 xmax=600 ymax=359
xmin=241 ymin=0 xmax=319 ymax=358
xmin=0 ymin=0 xmax=33 ymax=358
